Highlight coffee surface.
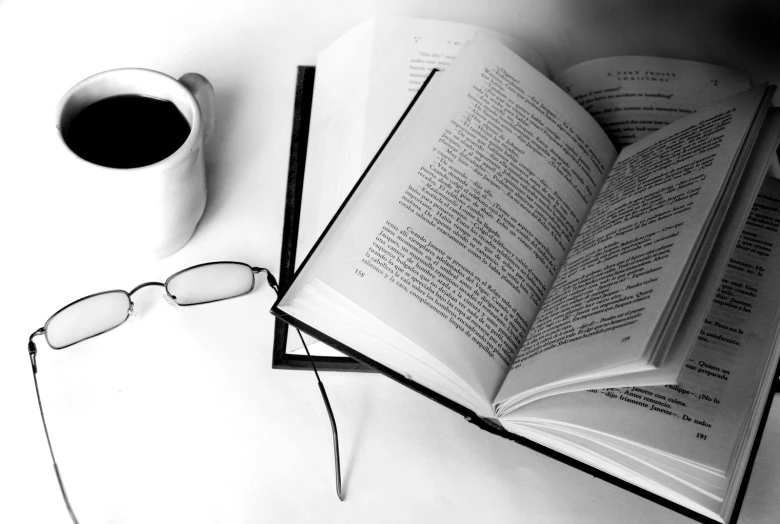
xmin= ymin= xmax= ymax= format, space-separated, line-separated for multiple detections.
xmin=64 ymin=95 xmax=191 ymax=169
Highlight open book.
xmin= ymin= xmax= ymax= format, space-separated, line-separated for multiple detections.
xmin=274 ymin=35 xmax=780 ymax=523
xmin=290 ymin=15 xmax=764 ymax=359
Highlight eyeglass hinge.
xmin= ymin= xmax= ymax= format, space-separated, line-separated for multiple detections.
xmin=28 ymin=340 xmax=38 ymax=374
xmin=252 ymin=267 xmax=279 ymax=291
xmin=28 ymin=328 xmax=44 ymax=374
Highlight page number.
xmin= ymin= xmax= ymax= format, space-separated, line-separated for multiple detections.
xmin=355 ymin=269 xmax=365 ymax=277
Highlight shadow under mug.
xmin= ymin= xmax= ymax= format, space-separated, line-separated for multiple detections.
xmin=56 ymin=68 xmax=215 ymax=259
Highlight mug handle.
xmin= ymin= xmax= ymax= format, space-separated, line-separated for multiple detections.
xmin=179 ymin=73 xmax=215 ymax=143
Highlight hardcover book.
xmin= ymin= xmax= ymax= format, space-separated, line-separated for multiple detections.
xmin=273 ymin=34 xmax=780 ymax=523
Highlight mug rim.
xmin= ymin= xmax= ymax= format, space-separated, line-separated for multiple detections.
xmin=55 ymin=68 xmax=203 ymax=172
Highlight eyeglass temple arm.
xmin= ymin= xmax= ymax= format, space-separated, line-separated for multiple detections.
xmin=28 ymin=330 xmax=82 ymax=524
xmin=253 ymin=268 xmax=344 ymax=501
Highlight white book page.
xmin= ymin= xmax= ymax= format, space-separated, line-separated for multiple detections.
xmin=294 ymin=36 xmax=614 ymax=403
xmin=292 ymin=17 xmax=544 ymax=357
xmin=296 ymin=16 xmax=545 ymax=268
xmin=294 ymin=18 xmax=374 ymax=271
xmin=553 ymin=56 xmax=750 ymax=148
xmin=285 ymin=19 xmax=376 ymax=357
xmin=360 ymin=16 xmax=546 ymax=183
xmin=503 ymin=421 xmax=725 ymax=520
xmin=502 ymin=177 xmax=780 ymax=472
xmin=496 ymin=86 xmax=769 ymax=404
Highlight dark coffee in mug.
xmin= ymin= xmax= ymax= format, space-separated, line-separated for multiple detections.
xmin=63 ymin=94 xmax=191 ymax=169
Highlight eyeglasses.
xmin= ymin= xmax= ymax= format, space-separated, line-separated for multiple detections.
xmin=27 ymin=261 xmax=343 ymax=524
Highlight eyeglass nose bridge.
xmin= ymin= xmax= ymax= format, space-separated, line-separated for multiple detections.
xmin=128 ymin=281 xmax=165 ymax=296
xmin=127 ymin=281 xmax=177 ymax=315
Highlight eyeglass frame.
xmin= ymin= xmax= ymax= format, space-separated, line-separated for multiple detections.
xmin=27 ymin=261 xmax=343 ymax=524
xmin=37 ymin=261 xmax=260 ymax=352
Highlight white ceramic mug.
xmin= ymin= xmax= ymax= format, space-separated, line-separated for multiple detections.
xmin=56 ymin=68 xmax=215 ymax=259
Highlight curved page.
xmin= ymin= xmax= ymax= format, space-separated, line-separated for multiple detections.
xmin=553 ymin=56 xmax=750 ymax=148
xmin=282 ymin=35 xmax=614 ymax=405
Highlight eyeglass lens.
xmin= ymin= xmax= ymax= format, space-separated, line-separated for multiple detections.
xmin=165 ymin=262 xmax=255 ymax=305
xmin=45 ymin=291 xmax=131 ymax=349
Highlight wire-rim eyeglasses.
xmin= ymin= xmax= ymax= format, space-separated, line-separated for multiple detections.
xmin=27 ymin=261 xmax=344 ymax=524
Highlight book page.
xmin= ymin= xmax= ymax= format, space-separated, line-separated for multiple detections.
xmin=292 ymin=17 xmax=544 ymax=357
xmin=361 ymin=17 xmax=546 ymax=192
xmin=297 ymin=16 xmax=545 ymax=267
xmin=496 ymin=86 xmax=770 ymax=404
xmin=553 ymin=56 xmax=750 ymax=148
xmin=293 ymin=36 xmax=615 ymax=403
xmin=503 ymin=177 xmax=780 ymax=472
xmin=284 ymin=19 xmax=376 ymax=357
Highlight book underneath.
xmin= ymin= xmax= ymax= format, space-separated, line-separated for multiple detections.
xmin=273 ymin=35 xmax=780 ymax=523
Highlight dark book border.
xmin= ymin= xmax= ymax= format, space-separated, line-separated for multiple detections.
xmin=272 ymin=65 xmax=372 ymax=372
xmin=271 ymin=66 xmax=779 ymax=524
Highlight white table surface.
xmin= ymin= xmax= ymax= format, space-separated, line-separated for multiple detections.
xmin=1 ymin=1 xmax=778 ymax=523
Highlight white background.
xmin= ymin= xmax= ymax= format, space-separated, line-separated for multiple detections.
xmin=1 ymin=1 xmax=778 ymax=523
